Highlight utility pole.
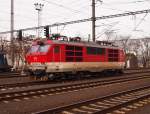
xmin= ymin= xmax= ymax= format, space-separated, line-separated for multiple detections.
xmin=34 ymin=3 xmax=44 ymax=38
xmin=11 ymin=0 xmax=14 ymax=67
xmin=92 ymin=0 xmax=96 ymax=42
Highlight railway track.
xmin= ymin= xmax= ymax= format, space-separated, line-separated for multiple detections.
xmin=0 ymin=71 xmax=150 ymax=91
xmin=0 ymin=72 xmax=150 ymax=104
xmin=0 ymin=68 xmax=149 ymax=79
xmin=0 ymin=72 xmax=27 ymax=79
xmin=0 ymin=70 xmax=150 ymax=91
xmin=0 ymin=80 xmax=49 ymax=90
xmin=35 ymin=85 xmax=150 ymax=114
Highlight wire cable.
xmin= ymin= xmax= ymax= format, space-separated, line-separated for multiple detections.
xmin=0 ymin=9 xmax=150 ymax=34
xmin=42 ymin=0 xmax=88 ymax=14
xmin=134 ymin=13 xmax=148 ymax=30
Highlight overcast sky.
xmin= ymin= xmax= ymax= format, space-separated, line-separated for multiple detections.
xmin=0 ymin=0 xmax=150 ymax=40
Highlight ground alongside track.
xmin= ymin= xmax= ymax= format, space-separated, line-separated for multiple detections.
xmin=127 ymin=103 xmax=150 ymax=114
xmin=0 ymin=75 xmax=150 ymax=114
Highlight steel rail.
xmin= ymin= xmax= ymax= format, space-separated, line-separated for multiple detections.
xmin=0 ymin=73 xmax=150 ymax=103
xmin=0 ymin=70 xmax=150 ymax=90
xmin=34 ymin=85 xmax=150 ymax=114
xmin=0 ymin=70 xmax=149 ymax=90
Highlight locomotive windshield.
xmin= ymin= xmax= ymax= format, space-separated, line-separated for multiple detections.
xmin=39 ymin=45 xmax=50 ymax=52
xmin=29 ymin=45 xmax=50 ymax=53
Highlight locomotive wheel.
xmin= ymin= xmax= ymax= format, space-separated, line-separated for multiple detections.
xmin=48 ymin=74 xmax=55 ymax=80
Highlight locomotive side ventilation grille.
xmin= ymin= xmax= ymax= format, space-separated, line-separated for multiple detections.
xmin=65 ymin=46 xmax=83 ymax=62
xmin=108 ymin=49 xmax=119 ymax=62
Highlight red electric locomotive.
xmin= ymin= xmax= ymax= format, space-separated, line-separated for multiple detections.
xmin=26 ymin=36 xmax=125 ymax=80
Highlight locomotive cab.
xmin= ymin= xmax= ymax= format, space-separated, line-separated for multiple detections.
xmin=26 ymin=41 xmax=52 ymax=76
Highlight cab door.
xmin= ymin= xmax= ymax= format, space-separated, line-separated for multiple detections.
xmin=53 ymin=45 xmax=61 ymax=62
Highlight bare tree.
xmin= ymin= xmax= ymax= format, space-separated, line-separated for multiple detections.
xmin=118 ymin=35 xmax=130 ymax=54
xmin=116 ymin=35 xmax=131 ymax=68
xmin=139 ymin=38 xmax=150 ymax=67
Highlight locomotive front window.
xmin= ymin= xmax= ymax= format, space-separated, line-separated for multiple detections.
xmin=39 ymin=45 xmax=50 ymax=52
xmin=29 ymin=45 xmax=39 ymax=53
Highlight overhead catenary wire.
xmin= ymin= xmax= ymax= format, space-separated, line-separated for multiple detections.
xmin=96 ymin=21 xmax=120 ymax=39
xmin=42 ymin=0 xmax=90 ymax=23
xmin=99 ymin=4 xmax=150 ymax=24
xmin=102 ymin=0 xmax=148 ymax=5
xmin=133 ymin=13 xmax=148 ymax=30
xmin=42 ymin=0 xmax=88 ymax=15
xmin=59 ymin=25 xmax=66 ymax=34
xmin=41 ymin=0 xmax=90 ymax=24
xmin=98 ymin=4 xmax=148 ymax=30
xmin=0 ymin=9 xmax=150 ymax=34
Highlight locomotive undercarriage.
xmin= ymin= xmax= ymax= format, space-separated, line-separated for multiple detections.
xmin=28 ymin=69 xmax=123 ymax=81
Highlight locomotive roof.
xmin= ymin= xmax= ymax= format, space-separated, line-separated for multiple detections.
xmin=50 ymin=40 xmax=121 ymax=49
xmin=34 ymin=39 xmax=121 ymax=50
